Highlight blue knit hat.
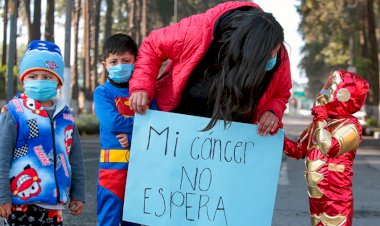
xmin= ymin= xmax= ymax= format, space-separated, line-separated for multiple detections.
xmin=19 ymin=40 xmax=64 ymax=85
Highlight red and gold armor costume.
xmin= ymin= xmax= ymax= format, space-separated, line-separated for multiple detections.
xmin=284 ymin=70 xmax=369 ymax=226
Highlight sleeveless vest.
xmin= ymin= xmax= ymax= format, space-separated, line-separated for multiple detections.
xmin=7 ymin=94 xmax=74 ymax=205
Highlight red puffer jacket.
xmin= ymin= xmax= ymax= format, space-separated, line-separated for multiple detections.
xmin=129 ymin=1 xmax=292 ymax=123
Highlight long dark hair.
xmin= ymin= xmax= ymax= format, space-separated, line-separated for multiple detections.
xmin=204 ymin=7 xmax=284 ymax=130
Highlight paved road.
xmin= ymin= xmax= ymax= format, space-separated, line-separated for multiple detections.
xmin=61 ymin=114 xmax=380 ymax=226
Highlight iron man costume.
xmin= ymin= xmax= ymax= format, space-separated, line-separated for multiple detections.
xmin=284 ymin=70 xmax=369 ymax=226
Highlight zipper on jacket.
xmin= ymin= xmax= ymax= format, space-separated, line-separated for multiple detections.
xmin=50 ymin=118 xmax=61 ymax=203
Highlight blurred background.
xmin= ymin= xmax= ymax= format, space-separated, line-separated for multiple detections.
xmin=1 ymin=1 xmax=380 ymax=225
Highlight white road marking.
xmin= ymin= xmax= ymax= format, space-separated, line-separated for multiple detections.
xmin=84 ymin=157 xmax=99 ymax=163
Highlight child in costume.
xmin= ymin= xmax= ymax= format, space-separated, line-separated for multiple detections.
xmin=94 ymin=33 xmax=156 ymax=226
xmin=0 ymin=40 xmax=85 ymax=225
xmin=284 ymin=70 xmax=369 ymax=226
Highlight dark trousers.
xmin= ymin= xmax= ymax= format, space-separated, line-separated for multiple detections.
xmin=8 ymin=204 xmax=63 ymax=226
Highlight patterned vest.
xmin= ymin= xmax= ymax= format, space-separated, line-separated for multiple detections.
xmin=7 ymin=94 xmax=74 ymax=205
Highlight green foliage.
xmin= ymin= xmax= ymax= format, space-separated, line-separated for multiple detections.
xmin=321 ymin=41 xmax=350 ymax=65
xmin=354 ymin=57 xmax=372 ymax=80
xmin=366 ymin=117 xmax=377 ymax=127
xmin=112 ymin=1 xmax=129 ymax=33
xmin=55 ymin=0 xmax=66 ymax=14
xmin=13 ymin=65 xmax=23 ymax=94
xmin=298 ymin=0 xmax=353 ymax=79
xmin=0 ymin=64 xmax=6 ymax=73
xmin=151 ymin=0 xmax=231 ymax=29
xmin=155 ymin=0 xmax=174 ymax=26
xmin=298 ymin=0 xmax=380 ymax=120
xmin=176 ymin=0 xmax=230 ymax=21
xmin=75 ymin=113 xmax=99 ymax=135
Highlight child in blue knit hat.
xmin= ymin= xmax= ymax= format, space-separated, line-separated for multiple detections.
xmin=0 ymin=40 xmax=85 ymax=226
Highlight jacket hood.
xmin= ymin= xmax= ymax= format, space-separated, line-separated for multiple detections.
xmin=315 ymin=70 xmax=369 ymax=117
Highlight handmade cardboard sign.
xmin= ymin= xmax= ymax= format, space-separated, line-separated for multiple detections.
xmin=123 ymin=110 xmax=283 ymax=226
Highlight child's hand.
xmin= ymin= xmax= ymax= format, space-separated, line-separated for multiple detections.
xmin=69 ymin=200 xmax=84 ymax=216
xmin=116 ymin=134 xmax=129 ymax=148
xmin=311 ymin=105 xmax=328 ymax=121
xmin=0 ymin=203 xmax=12 ymax=218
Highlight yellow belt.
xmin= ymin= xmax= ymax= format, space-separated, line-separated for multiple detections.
xmin=100 ymin=149 xmax=130 ymax=163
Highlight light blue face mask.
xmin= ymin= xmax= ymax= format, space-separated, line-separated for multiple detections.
xmin=265 ymin=53 xmax=278 ymax=71
xmin=107 ymin=64 xmax=134 ymax=83
xmin=24 ymin=80 xmax=58 ymax=102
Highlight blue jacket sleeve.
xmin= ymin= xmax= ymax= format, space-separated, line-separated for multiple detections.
xmin=93 ymin=86 xmax=134 ymax=134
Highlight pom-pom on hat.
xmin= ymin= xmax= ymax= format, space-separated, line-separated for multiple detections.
xmin=19 ymin=40 xmax=64 ymax=85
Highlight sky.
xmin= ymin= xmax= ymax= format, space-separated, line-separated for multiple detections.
xmin=253 ymin=0 xmax=306 ymax=82
xmin=1 ymin=0 xmax=306 ymax=82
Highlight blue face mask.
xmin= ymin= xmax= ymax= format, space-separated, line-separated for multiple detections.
xmin=265 ymin=53 xmax=278 ymax=71
xmin=24 ymin=80 xmax=58 ymax=102
xmin=107 ymin=64 xmax=134 ymax=83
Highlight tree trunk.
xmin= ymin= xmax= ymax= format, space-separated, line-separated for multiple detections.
xmin=83 ymin=0 xmax=92 ymax=113
xmin=13 ymin=34 xmax=18 ymax=95
xmin=1 ymin=0 xmax=9 ymax=101
xmin=104 ymin=0 xmax=113 ymax=41
xmin=366 ymin=0 xmax=380 ymax=125
xmin=91 ymin=0 xmax=101 ymax=92
xmin=134 ymin=0 xmax=141 ymax=44
xmin=72 ymin=0 xmax=82 ymax=115
xmin=44 ymin=0 xmax=55 ymax=42
xmin=100 ymin=0 xmax=113 ymax=84
xmin=27 ymin=0 xmax=41 ymax=42
xmin=140 ymin=0 xmax=147 ymax=42
xmin=2 ymin=0 xmax=8 ymax=66
xmin=128 ymin=0 xmax=135 ymax=38
xmin=24 ymin=0 xmax=32 ymax=42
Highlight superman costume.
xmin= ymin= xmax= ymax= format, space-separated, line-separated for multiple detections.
xmin=284 ymin=70 xmax=369 ymax=226
xmin=93 ymin=80 xmax=156 ymax=226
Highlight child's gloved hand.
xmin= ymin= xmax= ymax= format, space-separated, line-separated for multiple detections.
xmin=69 ymin=199 xmax=84 ymax=216
xmin=311 ymin=105 xmax=329 ymax=121
xmin=0 ymin=203 xmax=12 ymax=218
xmin=116 ymin=134 xmax=129 ymax=148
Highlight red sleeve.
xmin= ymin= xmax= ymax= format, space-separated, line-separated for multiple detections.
xmin=284 ymin=132 xmax=307 ymax=160
xmin=129 ymin=19 xmax=190 ymax=100
xmin=257 ymin=46 xmax=292 ymax=122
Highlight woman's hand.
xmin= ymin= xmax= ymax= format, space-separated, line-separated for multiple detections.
xmin=116 ymin=134 xmax=129 ymax=148
xmin=129 ymin=91 xmax=150 ymax=114
xmin=257 ymin=111 xmax=279 ymax=136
